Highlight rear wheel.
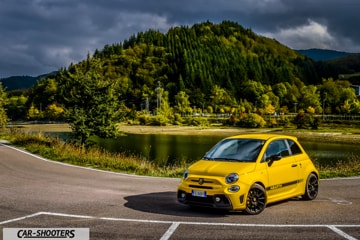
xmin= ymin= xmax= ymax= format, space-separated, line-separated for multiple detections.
xmin=245 ymin=183 xmax=267 ymax=215
xmin=302 ymin=173 xmax=319 ymax=200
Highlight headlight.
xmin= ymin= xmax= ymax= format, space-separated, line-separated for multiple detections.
xmin=183 ymin=170 xmax=189 ymax=179
xmin=225 ymin=173 xmax=239 ymax=184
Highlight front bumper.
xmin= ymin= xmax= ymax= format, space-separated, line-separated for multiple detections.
xmin=177 ymin=179 xmax=248 ymax=210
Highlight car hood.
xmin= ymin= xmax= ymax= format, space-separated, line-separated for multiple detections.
xmin=188 ymin=160 xmax=256 ymax=177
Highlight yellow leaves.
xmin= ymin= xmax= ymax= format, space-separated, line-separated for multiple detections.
xmin=46 ymin=103 xmax=65 ymax=120
xmin=26 ymin=103 xmax=65 ymax=120
xmin=264 ymin=104 xmax=275 ymax=115
xmin=27 ymin=104 xmax=41 ymax=120
xmin=306 ymin=106 xmax=315 ymax=114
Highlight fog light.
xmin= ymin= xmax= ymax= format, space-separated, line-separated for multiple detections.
xmin=215 ymin=196 xmax=222 ymax=203
xmin=228 ymin=185 xmax=240 ymax=192
xmin=181 ymin=192 xmax=186 ymax=199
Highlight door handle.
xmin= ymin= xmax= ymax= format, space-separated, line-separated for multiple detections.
xmin=291 ymin=164 xmax=298 ymax=167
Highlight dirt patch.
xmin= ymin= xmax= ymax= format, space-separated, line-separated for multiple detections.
xmin=8 ymin=123 xmax=72 ymax=133
xmin=119 ymin=125 xmax=360 ymax=144
xmin=118 ymin=125 xmax=265 ymax=136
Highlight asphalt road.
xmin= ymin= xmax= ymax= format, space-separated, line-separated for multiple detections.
xmin=0 ymin=142 xmax=359 ymax=240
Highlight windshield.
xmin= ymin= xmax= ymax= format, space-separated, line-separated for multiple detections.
xmin=203 ymin=138 xmax=265 ymax=162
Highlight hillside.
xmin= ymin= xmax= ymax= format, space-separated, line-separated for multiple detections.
xmin=326 ymin=54 xmax=360 ymax=84
xmin=24 ymin=21 xmax=348 ymax=111
xmin=327 ymin=54 xmax=360 ymax=72
xmin=83 ymin=21 xmax=325 ymax=106
xmin=3 ymin=22 xmax=359 ymax=94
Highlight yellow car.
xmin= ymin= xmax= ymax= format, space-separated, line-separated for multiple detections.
xmin=177 ymin=134 xmax=319 ymax=214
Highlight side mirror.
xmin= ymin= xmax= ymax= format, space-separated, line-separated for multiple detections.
xmin=267 ymin=153 xmax=282 ymax=166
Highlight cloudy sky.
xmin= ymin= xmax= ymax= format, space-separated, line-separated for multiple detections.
xmin=1 ymin=0 xmax=359 ymax=78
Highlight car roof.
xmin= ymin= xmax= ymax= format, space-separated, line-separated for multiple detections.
xmin=226 ymin=133 xmax=298 ymax=141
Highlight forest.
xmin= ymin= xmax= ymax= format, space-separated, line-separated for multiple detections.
xmin=1 ymin=21 xmax=360 ymax=142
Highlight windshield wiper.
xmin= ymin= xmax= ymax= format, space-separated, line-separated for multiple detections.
xmin=203 ymin=157 xmax=248 ymax=162
xmin=212 ymin=157 xmax=239 ymax=162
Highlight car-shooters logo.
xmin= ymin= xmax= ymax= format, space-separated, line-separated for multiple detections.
xmin=3 ymin=228 xmax=89 ymax=240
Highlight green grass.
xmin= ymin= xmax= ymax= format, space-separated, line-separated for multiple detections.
xmin=1 ymin=131 xmax=359 ymax=179
xmin=316 ymin=156 xmax=360 ymax=179
xmin=339 ymin=72 xmax=360 ymax=79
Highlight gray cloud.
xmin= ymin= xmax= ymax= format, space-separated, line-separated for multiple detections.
xmin=0 ymin=0 xmax=359 ymax=78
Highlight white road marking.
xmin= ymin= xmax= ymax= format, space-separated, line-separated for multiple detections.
xmin=0 ymin=143 xmax=174 ymax=179
xmin=327 ymin=226 xmax=358 ymax=240
xmin=1 ymin=212 xmax=359 ymax=240
xmin=321 ymin=176 xmax=360 ymax=181
xmin=328 ymin=198 xmax=353 ymax=205
xmin=0 ymin=212 xmax=43 ymax=225
xmin=315 ymin=198 xmax=353 ymax=205
xmin=160 ymin=222 xmax=180 ymax=240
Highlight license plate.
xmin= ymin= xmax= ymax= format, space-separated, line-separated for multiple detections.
xmin=192 ymin=190 xmax=206 ymax=198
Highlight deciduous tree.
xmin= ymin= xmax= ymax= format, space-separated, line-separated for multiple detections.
xmin=0 ymin=83 xmax=8 ymax=129
xmin=58 ymin=58 xmax=124 ymax=143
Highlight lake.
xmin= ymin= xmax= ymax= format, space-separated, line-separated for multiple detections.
xmin=93 ymin=133 xmax=360 ymax=167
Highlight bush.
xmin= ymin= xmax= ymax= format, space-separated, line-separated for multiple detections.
xmin=278 ymin=115 xmax=291 ymax=127
xmin=292 ymin=110 xmax=321 ymax=129
xmin=238 ymin=113 xmax=266 ymax=128
xmin=292 ymin=110 xmax=307 ymax=129
xmin=185 ymin=117 xmax=209 ymax=126
xmin=150 ymin=115 xmax=168 ymax=126
xmin=173 ymin=113 xmax=184 ymax=125
xmin=138 ymin=114 xmax=151 ymax=125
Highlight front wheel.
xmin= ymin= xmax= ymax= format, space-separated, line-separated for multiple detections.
xmin=244 ymin=183 xmax=267 ymax=215
xmin=302 ymin=173 xmax=319 ymax=200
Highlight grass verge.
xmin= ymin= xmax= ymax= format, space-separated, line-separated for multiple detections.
xmin=2 ymin=132 xmax=186 ymax=178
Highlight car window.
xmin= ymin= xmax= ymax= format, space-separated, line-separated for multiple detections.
xmin=204 ymin=139 xmax=264 ymax=162
xmin=265 ymin=139 xmax=290 ymax=159
xmin=287 ymin=139 xmax=303 ymax=155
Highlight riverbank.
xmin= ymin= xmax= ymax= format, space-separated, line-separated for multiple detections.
xmin=119 ymin=124 xmax=360 ymax=145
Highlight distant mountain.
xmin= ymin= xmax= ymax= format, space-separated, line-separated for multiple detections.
xmin=296 ymin=48 xmax=354 ymax=61
xmin=0 ymin=72 xmax=56 ymax=91
xmin=0 ymin=76 xmax=38 ymax=91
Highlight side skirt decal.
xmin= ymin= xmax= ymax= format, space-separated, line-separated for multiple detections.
xmin=266 ymin=179 xmax=303 ymax=191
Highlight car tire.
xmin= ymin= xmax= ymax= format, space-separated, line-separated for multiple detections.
xmin=245 ymin=183 xmax=267 ymax=215
xmin=302 ymin=173 xmax=319 ymax=200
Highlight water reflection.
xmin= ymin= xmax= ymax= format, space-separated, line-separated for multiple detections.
xmin=97 ymin=134 xmax=223 ymax=166
xmin=302 ymin=141 xmax=357 ymax=166
xmin=95 ymin=134 xmax=359 ymax=166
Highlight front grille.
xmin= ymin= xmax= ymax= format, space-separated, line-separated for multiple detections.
xmin=189 ymin=185 xmax=213 ymax=189
xmin=188 ymin=177 xmax=218 ymax=190
xmin=190 ymin=179 xmax=214 ymax=184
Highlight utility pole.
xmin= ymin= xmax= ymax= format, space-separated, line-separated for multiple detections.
xmin=156 ymin=81 xmax=161 ymax=115
xmin=145 ymin=97 xmax=149 ymax=113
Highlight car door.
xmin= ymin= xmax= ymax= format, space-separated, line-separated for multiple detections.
xmin=265 ymin=139 xmax=300 ymax=202
xmin=288 ymin=138 xmax=311 ymax=186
